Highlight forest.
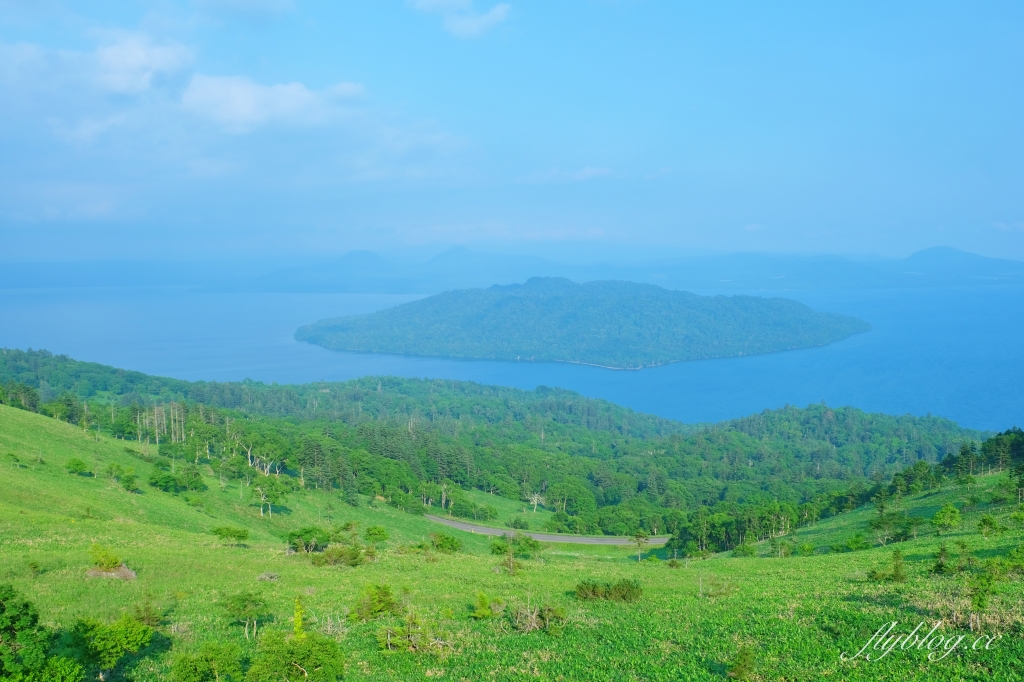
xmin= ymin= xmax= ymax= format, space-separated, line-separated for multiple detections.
xmin=294 ymin=277 xmax=871 ymax=369
xmin=0 ymin=348 xmax=994 ymax=551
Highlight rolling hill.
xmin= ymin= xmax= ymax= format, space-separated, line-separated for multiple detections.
xmin=295 ymin=278 xmax=871 ymax=369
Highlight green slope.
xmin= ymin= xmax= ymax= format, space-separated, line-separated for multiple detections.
xmin=295 ymin=278 xmax=871 ymax=369
xmin=2 ymin=406 xmax=1022 ymax=681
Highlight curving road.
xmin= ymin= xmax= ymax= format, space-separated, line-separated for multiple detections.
xmin=425 ymin=515 xmax=671 ymax=546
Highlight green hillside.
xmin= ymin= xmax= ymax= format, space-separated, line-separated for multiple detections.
xmin=294 ymin=278 xmax=871 ymax=369
xmin=1 ymin=405 xmax=1022 ymax=681
xmin=1 ymin=349 xmax=986 ymax=545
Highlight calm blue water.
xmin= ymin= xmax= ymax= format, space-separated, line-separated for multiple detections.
xmin=1 ymin=286 xmax=1021 ymax=431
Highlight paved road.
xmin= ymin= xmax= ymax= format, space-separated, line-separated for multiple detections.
xmin=425 ymin=515 xmax=671 ymax=546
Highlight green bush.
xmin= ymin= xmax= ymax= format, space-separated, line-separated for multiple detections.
xmin=311 ymin=544 xmax=364 ymax=568
xmin=149 ymin=471 xmax=180 ymax=492
xmin=74 ymin=614 xmax=153 ymax=676
xmin=364 ymin=526 xmax=389 ymax=545
xmin=429 ymin=532 xmax=462 ymax=554
xmin=246 ymin=630 xmax=344 ymax=682
xmin=732 ymin=543 xmax=756 ymax=557
xmin=171 ymin=641 xmax=242 ymax=682
xmin=286 ymin=526 xmax=330 ymax=554
xmin=507 ymin=516 xmax=530 ymax=530
xmin=89 ymin=544 xmax=121 ymax=570
xmin=350 ymin=584 xmax=403 ymax=622
xmin=211 ymin=526 xmax=250 ymax=544
xmin=65 ymin=457 xmax=89 ymax=475
xmin=574 ymin=579 xmax=642 ymax=603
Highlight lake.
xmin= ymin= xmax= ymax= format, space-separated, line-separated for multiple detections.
xmin=1 ymin=285 xmax=1021 ymax=432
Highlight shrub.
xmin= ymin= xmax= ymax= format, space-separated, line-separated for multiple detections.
xmin=89 ymin=544 xmax=122 ymax=571
xmin=311 ymin=545 xmax=364 ymax=568
xmin=869 ymin=548 xmax=907 ymax=582
xmin=471 ymin=592 xmax=505 ymax=620
xmin=0 ymin=583 xmax=58 ymax=679
xmin=171 ymin=641 xmax=242 ymax=682
xmin=978 ymin=514 xmax=1004 ymax=539
xmin=364 ymin=526 xmax=389 ymax=545
xmin=246 ymin=630 xmax=344 ymax=682
xmin=149 ymin=471 xmax=180 ymax=493
xmin=509 ymin=602 xmax=565 ymax=636
xmin=429 ymin=532 xmax=462 ymax=554
xmin=287 ymin=526 xmax=330 ymax=554
xmin=507 ymin=516 xmax=530 ymax=530
xmin=350 ymin=584 xmax=403 ymax=622
xmin=66 ymin=457 xmax=89 ymax=475
xmin=75 ymin=614 xmax=153 ymax=677
xmin=120 ymin=472 xmax=138 ymax=492
xmin=575 ymin=579 xmax=642 ymax=603
xmin=732 ymin=543 xmax=755 ymax=557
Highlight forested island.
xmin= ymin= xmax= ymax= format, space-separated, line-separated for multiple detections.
xmin=294 ymin=278 xmax=871 ymax=369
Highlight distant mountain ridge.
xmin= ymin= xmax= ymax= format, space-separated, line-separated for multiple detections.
xmin=220 ymin=246 xmax=1024 ymax=294
xmin=295 ymin=278 xmax=871 ymax=369
xmin=3 ymin=247 xmax=1021 ymax=292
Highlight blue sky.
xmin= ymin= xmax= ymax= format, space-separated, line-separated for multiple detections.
xmin=2 ymin=0 xmax=1023 ymax=262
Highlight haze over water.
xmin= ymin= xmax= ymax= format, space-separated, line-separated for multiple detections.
xmin=2 ymin=285 xmax=1020 ymax=432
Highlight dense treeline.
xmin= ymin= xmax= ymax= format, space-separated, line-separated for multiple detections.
xmin=0 ymin=349 xmax=682 ymax=439
xmin=295 ymin=277 xmax=871 ymax=369
xmin=0 ymin=348 xmax=991 ymax=547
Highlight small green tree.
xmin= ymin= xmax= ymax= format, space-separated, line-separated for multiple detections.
xmin=363 ymin=526 xmax=389 ymax=548
xmin=211 ymin=526 xmax=249 ymax=545
xmin=890 ymin=548 xmax=907 ymax=583
xmin=732 ymin=543 xmax=756 ymax=557
xmin=120 ymin=470 xmax=138 ymax=492
xmin=66 ymin=457 xmax=89 ymax=475
xmin=978 ymin=514 xmax=1002 ymax=540
xmin=931 ymin=503 xmax=961 ymax=535
xmin=931 ymin=543 xmax=953 ymax=575
xmin=224 ymin=592 xmax=269 ymax=640
xmin=89 ymin=544 xmax=122 ymax=571
xmin=0 ymin=583 xmax=49 ymax=678
xmin=350 ymin=584 xmax=403 ymax=622
xmin=429 ymin=532 xmax=461 ymax=554
xmin=286 ymin=527 xmax=330 ymax=554
xmin=632 ymin=530 xmax=650 ymax=562
xmin=76 ymin=614 xmax=153 ymax=680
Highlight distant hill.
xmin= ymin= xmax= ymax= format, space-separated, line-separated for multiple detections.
xmin=5 ymin=247 xmax=1022 ymax=292
xmin=295 ymin=278 xmax=871 ymax=369
xmin=213 ymin=246 xmax=1024 ymax=294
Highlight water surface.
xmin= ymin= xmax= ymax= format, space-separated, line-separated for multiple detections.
xmin=1 ymin=286 xmax=1021 ymax=431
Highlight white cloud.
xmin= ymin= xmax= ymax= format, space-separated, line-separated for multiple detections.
xmin=409 ymin=0 xmax=510 ymax=39
xmin=443 ymin=5 xmax=510 ymax=38
xmin=95 ymin=35 xmax=192 ymax=94
xmin=524 ymin=166 xmax=613 ymax=183
xmin=182 ymin=75 xmax=363 ymax=133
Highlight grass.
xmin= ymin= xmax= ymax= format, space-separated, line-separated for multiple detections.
xmin=1 ymin=404 xmax=1023 ymax=681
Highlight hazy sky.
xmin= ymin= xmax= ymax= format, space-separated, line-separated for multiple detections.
xmin=2 ymin=1 xmax=1023 ymax=262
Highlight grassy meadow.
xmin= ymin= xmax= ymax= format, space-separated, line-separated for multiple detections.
xmin=1 ymin=404 xmax=1023 ymax=681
